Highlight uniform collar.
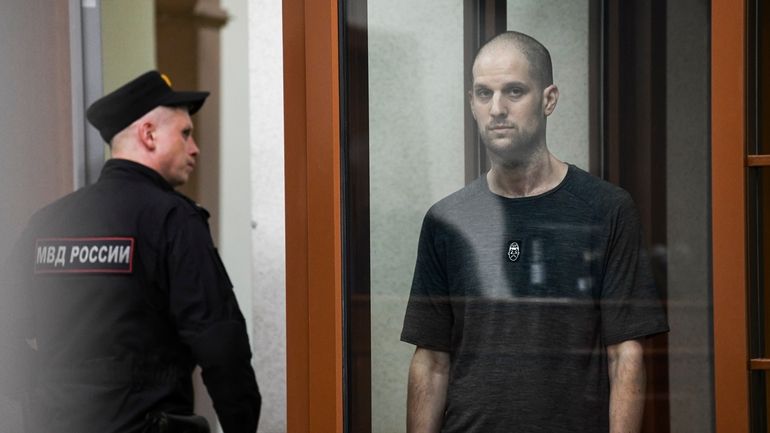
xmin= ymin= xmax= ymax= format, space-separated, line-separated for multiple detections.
xmin=99 ymin=159 xmax=175 ymax=191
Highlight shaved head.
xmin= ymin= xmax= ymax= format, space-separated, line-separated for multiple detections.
xmin=473 ymin=31 xmax=553 ymax=89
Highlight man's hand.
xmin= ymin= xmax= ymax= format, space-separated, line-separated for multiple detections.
xmin=407 ymin=347 xmax=450 ymax=433
xmin=607 ymin=339 xmax=646 ymax=433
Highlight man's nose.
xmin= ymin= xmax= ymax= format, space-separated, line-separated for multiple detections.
xmin=489 ymin=92 xmax=507 ymax=117
xmin=189 ymin=138 xmax=200 ymax=156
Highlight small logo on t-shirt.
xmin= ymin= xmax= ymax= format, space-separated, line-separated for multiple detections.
xmin=507 ymin=241 xmax=521 ymax=262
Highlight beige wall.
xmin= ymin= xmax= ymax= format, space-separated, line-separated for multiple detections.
xmin=0 ymin=0 xmax=74 ymax=244
xmin=0 ymin=4 xmax=75 ymax=268
xmin=100 ymin=0 xmax=156 ymax=160
xmin=101 ymin=0 xmax=156 ymax=92
xmin=0 ymin=0 xmax=74 ymax=431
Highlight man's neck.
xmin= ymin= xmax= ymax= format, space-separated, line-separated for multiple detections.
xmin=486 ymin=152 xmax=568 ymax=198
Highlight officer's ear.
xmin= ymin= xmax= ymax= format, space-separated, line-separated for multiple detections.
xmin=137 ymin=120 xmax=157 ymax=151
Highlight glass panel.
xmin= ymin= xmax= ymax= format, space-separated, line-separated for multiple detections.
xmin=352 ymin=1 xmax=713 ymax=432
xmin=507 ymin=1 xmax=592 ymax=171
xmin=367 ymin=3 xmax=465 ymax=432
xmin=663 ymin=1 xmax=714 ymax=431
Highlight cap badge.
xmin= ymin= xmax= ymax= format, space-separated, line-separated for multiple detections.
xmin=160 ymin=73 xmax=173 ymax=87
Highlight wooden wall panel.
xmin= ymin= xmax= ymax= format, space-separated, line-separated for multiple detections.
xmin=712 ymin=0 xmax=749 ymax=432
xmin=283 ymin=0 xmax=343 ymax=432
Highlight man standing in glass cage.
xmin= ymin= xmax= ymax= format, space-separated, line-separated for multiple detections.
xmin=401 ymin=31 xmax=668 ymax=433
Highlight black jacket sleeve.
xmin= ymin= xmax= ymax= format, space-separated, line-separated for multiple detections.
xmin=165 ymin=206 xmax=261 ymax=432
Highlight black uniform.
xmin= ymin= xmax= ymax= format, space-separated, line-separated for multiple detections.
xmin=5 ymin=159 xmax=260 ymax=432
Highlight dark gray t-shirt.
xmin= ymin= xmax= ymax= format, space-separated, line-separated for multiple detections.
xmin=401 ymin=165 xmax=668 ymax=433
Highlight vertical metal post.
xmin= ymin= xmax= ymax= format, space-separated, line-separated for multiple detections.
xmin=463 ymin=0 xmax=506 ymax=184
xmin=69 ymin=0 xmax=86 ymax=189
xmin=70 ymin=0 xmax=104 ymax=189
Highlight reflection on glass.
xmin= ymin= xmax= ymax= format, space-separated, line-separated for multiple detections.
xmin=507 ymin=0 xmax=591 ymax=169
xmin=368 ymin=2 xmax=465 ymax=432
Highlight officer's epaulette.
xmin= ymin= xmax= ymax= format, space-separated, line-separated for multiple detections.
xmin=171 ymin=191 xmax=211 ymax=219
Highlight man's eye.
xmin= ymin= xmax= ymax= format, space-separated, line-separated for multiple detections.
xmin=506 ymin=87 xmax=523 ymax=97
xmin=475 ymin=89 xmax=492 ymax=99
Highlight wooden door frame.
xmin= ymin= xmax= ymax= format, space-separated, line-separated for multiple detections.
xmin=712 ymin=0 xmax=749 ymax=432
xmin=283 ymin=0 xmax=343 ymax=432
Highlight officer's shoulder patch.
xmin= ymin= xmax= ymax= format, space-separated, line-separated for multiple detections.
xmin=34 ymin=237 xmax=135 ymax=274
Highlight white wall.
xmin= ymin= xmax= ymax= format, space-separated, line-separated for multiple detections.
xmin=220 ymin=0 xmax=253 ymax=349
xmin=245 ymin=0 xmax=287 ymax=431
xmin=101 ymin=0 xmax=156 ymax=92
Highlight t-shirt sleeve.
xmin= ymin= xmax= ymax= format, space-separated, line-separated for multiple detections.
xmin=599 ymin=196 xmax=669 ymax=346
xmin=400 ymin=211 xmax=453 ymax=352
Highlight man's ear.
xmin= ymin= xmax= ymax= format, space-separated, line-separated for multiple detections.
xmin=137 ymin=120 xmax=157 ymax=151
xmin=542 ymin=84 xmax=559 ymax=116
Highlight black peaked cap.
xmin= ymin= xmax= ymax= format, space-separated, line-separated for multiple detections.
xmin=86 ymin=70 xmax=210 ymax=143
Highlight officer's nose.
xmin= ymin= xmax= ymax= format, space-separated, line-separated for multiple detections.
xmin=189 ymin=138 xmax=200 ymax=156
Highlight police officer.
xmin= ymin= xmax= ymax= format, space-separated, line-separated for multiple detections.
xmin=3 ymin=71 xmax=261 ymax=432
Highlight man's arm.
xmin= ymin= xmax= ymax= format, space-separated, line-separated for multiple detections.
xmin=167 ymin=213 xmax=261 ymax=432
xmin=407 ymin=347 xmax=450 ymax=433
xmin=607 ymin=339 xmax=646 ymax=433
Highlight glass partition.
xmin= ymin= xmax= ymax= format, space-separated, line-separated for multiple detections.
xmin=366 ymin=3 xmax=465 ymax=432
xmin=342 ymin=1 xmax=714 ymax=432
xmin=507 ymin=0 xmax=592 ymax=170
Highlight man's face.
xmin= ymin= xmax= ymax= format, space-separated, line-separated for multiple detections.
xmin=154 ymin=108 xmax=198 ymax=187
xmin=470 ymin=46 xmax=556 ymax=163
